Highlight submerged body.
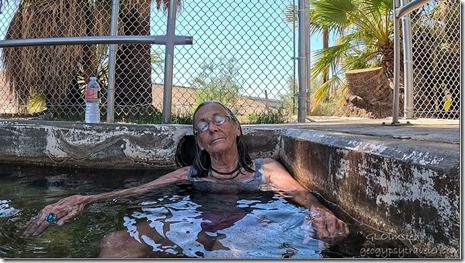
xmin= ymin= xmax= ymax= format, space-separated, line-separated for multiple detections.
xmin=23 ymin=101 xmax=349 ymax=258
xmin=99 ymin=157 xmax=326 ymax=257
xmin=118 ymin=188 xmax=327 ymax=258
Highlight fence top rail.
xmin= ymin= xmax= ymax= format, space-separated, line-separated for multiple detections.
xmin=0 ymin=35 xmax=193 ymax=48
xmin=395 ymin=0 xmax=430 ymax=18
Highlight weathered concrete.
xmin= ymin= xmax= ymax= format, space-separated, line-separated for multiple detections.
xmin=0 ymin=118 xmax=460 ymax=258
xmin=278 ymin=129 xmax=459 ymax=258
xmin=0 ymin=120 xmax=281 ymax=169
xmin=0 ymin=120 xmax=188 ymax=169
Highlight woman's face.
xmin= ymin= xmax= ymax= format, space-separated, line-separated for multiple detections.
xmin=193 ymin=103 xmax=241 ymax=154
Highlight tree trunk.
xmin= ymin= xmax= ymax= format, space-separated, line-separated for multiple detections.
xmin=322 ymin=27 xmax=329 ymax=84
xmin=334 ymin=67 xmax=403 ymax=118
xmin=114 ymin=5 xmax=152 ymax=114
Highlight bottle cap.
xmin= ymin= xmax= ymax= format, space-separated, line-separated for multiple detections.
xmin=90 ymin=76 xmax=97 ymax=81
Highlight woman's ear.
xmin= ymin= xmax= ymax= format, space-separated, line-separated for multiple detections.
xmin=194 ymin=132 xmax=204 ymax=150
xmin=197 ymin=141 xmax=205 ymax=151
xmin=235 ymin=124 xmax=241 ymax=137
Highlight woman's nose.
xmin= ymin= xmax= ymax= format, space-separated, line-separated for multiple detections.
xmin=207 ymin=121 xmax=220 ymax=132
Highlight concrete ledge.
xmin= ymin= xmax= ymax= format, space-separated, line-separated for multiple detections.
xmin=279 ymin=129 xmax=460 ymax=258
xmin=0 ymin=120 xmax=460 ymax=257
xmin=0 ymin=120 xmax=188 ymax=169
xmin=0 ymin=120 xmax=281 ymax=169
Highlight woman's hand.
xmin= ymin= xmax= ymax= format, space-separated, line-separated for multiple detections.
xmin=306 ymin=206 xmax=349 ymax=244
xmin=23 ymin=194 xmax=92 ymax=237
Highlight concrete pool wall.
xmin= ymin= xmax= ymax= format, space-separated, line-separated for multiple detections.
xmin=0 ymin=120 xmax=460 ymax=258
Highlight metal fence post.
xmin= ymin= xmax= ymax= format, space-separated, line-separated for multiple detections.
xmin=393 ymin=0 xmax=401 ymax=124
xmin=297 ymin=0 xmax=310 ymax=123
xmin=162 ymin=0 xmax=178 ymax=124
xmin=106 ymin=0 xmax=120 ymax=123
xmin=401 ymin=0 xmax=414 ymax=119
xmin=393 ymin=0 xmax=430 ymax=124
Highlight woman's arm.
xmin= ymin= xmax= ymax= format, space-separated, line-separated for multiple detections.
xmin=261 ymin=158 xmax=349 ymax=244
xmin=23 ymin=166 xmax=191 ymax=237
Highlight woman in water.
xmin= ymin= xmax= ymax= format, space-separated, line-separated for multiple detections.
xmin=23 ymin=100 xmax=349 ymax=257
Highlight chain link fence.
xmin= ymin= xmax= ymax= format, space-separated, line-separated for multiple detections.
xmin=0 ymin=0 xmax=460 ymax=123
xmin=0 ymin=0 xmax=297 ymax=123
xmin=410 ymin=0 xmax=460 ymax=119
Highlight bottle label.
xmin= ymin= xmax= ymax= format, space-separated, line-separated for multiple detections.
xmin=85 ymin=89 xmax=98 ymax=100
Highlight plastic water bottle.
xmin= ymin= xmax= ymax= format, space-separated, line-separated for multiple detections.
xmin=85 ymin=76 xmax=101 ymax=123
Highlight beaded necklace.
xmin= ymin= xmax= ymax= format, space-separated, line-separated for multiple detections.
xmin=209 ymin=163 xmax=242 ymax=180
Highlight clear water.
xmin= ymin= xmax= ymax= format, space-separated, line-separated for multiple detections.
xmin=0 ymin=163 xmax=414 ymax=258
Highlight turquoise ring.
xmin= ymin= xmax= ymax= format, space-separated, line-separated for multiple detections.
xmin=44 ymin=212 xmax=56 ymax=223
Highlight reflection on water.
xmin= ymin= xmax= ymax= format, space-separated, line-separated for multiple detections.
xmin=120 ymin=191 xmax=326 ymax=258
xmin=0 ymin=163 xmax=382 ymax=259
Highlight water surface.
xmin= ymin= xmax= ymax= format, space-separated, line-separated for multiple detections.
xmin=0 ymin=163 xmax=404 ymax=258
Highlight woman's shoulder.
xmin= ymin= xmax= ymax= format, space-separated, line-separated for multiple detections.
xmin=167 ymin=166 xmax=192 ymax=180
xmin=259 ymin=157 xmax=289 ymax=175
xmin=260 ymin=157 xmax=280 ymax=165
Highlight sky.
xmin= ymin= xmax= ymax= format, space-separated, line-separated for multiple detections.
xmin=149 ymin=0 xmax=324 ymax=99
xmin=0 ymin=0 xmax=324 ymax=100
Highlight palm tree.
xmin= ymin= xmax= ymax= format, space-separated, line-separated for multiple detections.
xmin=1 ymin=0 xmax=179 ymax=116
xmin=2 ymin=0 xmax=89 ymax=114
xmin=286 ymin=0 xmax=395 ymax=108
xmin=311 ymin=0 xmax=395 ymax=102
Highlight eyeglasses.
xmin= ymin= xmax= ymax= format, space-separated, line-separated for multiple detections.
xmin=195 ymin=113 xmax=231 ymax=133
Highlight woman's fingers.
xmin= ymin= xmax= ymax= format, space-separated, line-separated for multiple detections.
xmin=308 ymin=207 xmax=349 ymax=244
xmin=325 ymin=216 xmax=349 ymax=238
xmin=56 ymin=206 xmax=81 ymax=226
xmin=29 ymin=220 xmax=52 ymax=237
xmin=23 ymin=216 xmax=39 ymax=237
xmin=23 ymin=207 xmax=68 ymax=237
xmin=23 ymin=195 xmax=88 ymax=237
xmin=23 ymin=213 xmax=51 ymax=237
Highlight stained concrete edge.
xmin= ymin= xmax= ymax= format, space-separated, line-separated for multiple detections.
xmin=0 ymin=119 xmax=460 ymax=258
xmin=278 ymin=128 xmax=460 ymax=258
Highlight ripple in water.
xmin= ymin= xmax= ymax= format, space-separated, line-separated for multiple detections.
xmin=0 ymin=166 xmax=368 ymax=259
xmin=120 ymin=191 xmax=327 ymax=258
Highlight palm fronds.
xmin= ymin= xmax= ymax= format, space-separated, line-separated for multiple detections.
xmin=2 ymin=0 xmax=182 ymax=113
xmin=2 ymin=0 xmax=86 ymax=110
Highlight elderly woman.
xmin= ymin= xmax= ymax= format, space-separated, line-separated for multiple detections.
xmin=23 ymin=101 xmax=349 ymax=257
